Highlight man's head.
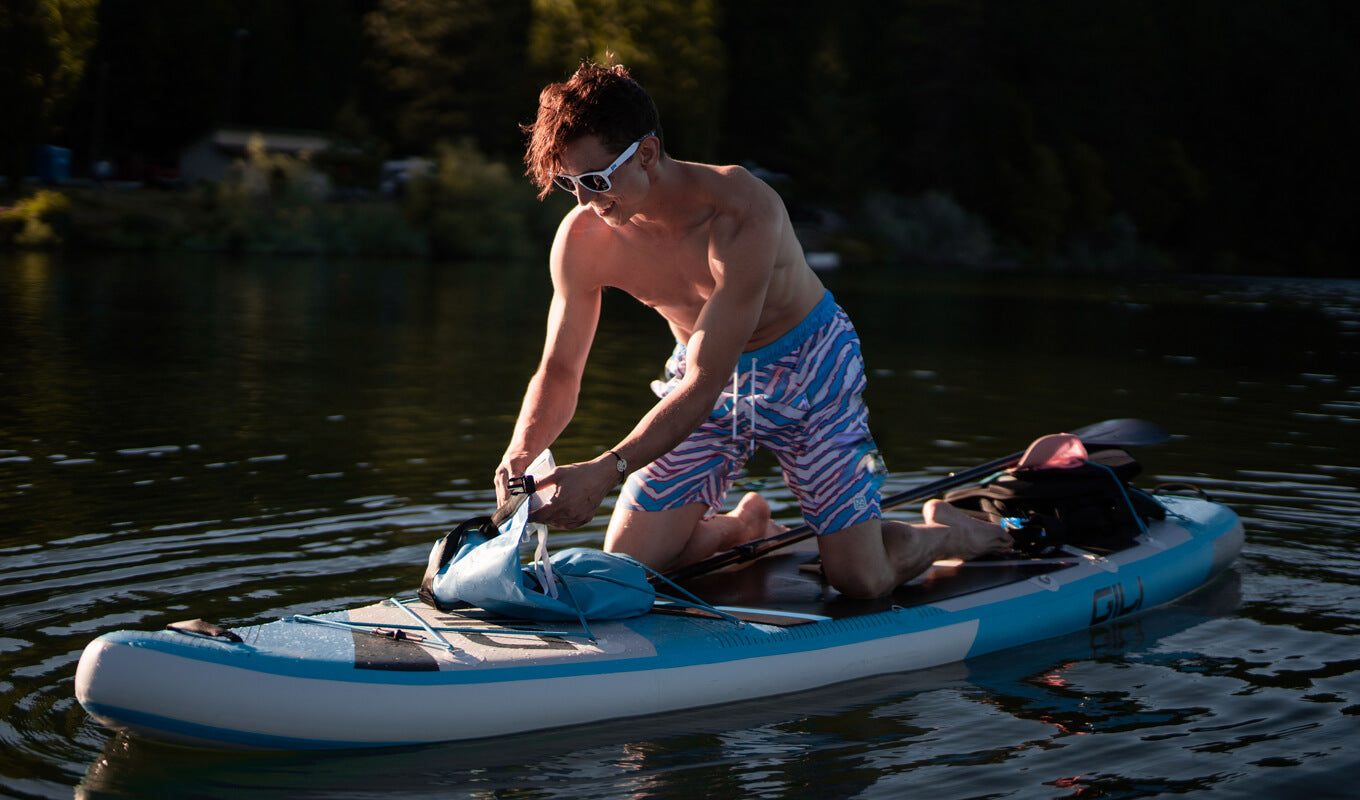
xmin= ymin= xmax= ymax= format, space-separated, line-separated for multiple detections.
xmin=524 ymin=62 xmax=664 ymax=200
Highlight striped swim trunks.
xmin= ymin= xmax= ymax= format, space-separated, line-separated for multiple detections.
xmin=618 ymin=290 xmax=887 ymax=535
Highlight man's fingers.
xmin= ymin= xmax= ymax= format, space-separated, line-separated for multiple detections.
xmin=531 ymin=494 xmax=590 ymax=530
xmin=533 ymin=466 xmax=560 ymax=488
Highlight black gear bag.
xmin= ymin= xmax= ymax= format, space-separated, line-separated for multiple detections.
xmin=944 ymin=447 xmax=1166 ymax=556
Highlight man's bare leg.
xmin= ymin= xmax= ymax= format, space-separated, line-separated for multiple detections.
xmin=921 ymin=499 xmax=1012 ymax=557
xmin=817 ymin=500 xmax=1012 ymax=599
xmin=605 ymin=492 xmax=786 ymax=572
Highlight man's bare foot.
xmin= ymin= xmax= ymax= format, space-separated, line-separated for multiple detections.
xmin=668 ymin=493 xmax=788 ymax=569
xmin=731 ymin=492 xmax=788 ymax=542
xmin=923 ymin=499 xmax=1013 ymax=559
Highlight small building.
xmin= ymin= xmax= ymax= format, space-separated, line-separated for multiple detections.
xmin=179 ymin=129 xmax=334 ymax=185
xmin=34 ymin=146 xmax=73 ymax=183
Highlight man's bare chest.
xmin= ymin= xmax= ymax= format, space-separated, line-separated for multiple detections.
xmin=603 ymin=231 xmax=715 ymax=322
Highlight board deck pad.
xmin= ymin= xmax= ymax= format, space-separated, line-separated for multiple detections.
xmin=678 ymin=539 xmax=1069 ymax=620
xmin=333 ymin=545 xmax=1069 ymax=673
xmin=352 ymin=628 xmax=441 ymax=671
xmin=338 ymin=601 xmax=662 ymax=672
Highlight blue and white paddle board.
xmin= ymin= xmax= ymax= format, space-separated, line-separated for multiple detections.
xmin=75 ymin=494 xmax=1241 ymax=750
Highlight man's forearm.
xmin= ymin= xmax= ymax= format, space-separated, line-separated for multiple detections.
xmin=610 ymin=373 xmax=724 ymax=475
xmin=504 ymin=369 xmax=579 ymax=466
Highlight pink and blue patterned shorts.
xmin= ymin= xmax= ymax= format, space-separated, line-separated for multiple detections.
xmin=618 ymin=291 xmax=886 ymax=535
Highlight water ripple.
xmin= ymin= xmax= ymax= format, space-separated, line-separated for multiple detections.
xmin=4 ymin=263 xmax=1359 ymax=799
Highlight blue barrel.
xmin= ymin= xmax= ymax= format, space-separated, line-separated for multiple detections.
xmin=34 ymin=146 xmax=72 ymax=183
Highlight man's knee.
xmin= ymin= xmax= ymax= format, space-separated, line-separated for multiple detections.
xmin=816 ymin=520 xmax=897 ymax=599
xmin=604 ymin=503 xmax=707 ymax=570
xmin=822 ymin=563 xmax=895 ymax=599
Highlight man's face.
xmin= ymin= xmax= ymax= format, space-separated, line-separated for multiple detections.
xmin=556 ymin=134 xmax=648 ymax=226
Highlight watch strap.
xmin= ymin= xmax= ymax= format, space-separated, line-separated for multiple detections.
xmin=606 ymin=449 xmax=627 ymax=483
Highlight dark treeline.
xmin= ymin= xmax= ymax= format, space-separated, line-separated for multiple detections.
xmin=7 ymin=0 xmax=1358 ymax=274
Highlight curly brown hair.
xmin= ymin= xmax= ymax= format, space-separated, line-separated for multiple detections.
xmin=523 ymin=62 xmax=664 ymax=199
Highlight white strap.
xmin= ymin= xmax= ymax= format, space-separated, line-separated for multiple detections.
xmin=530 ymin=522 xmax=558 ymax=599
xmin=732 ymin=363 xmax=740 ymax=440
xmin=747 ymin=357 xmax=757 ymax=455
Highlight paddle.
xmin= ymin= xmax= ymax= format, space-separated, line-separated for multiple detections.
xmin=660 ymin=418 xmax=1169 ymax=583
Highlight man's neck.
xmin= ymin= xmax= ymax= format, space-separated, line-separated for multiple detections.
xmin=627 ymin=158 xmax=709 ymax=237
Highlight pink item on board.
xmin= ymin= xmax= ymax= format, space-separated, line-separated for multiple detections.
xmin=1015 ymin=433 xmax=1089 ymax=470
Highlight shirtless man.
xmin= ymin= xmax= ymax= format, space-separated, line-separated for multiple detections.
xmin=495 ymin=63 xmax=1010 ymax=599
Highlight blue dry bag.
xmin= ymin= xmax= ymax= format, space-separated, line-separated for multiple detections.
xmin=418 ymin=490 xmax=655 ymax=624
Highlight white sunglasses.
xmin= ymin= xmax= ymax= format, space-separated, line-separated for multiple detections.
xmin=553 ymin=132 xmax=654 ymax=194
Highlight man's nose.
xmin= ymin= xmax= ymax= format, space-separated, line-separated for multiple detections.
xmin=573 ymin=185 xmax=600 ymax=206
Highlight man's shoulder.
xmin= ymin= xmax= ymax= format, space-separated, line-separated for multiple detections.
xmin=690 ymin=162 xmax=783 ymax=230
xmin=691 ymin=161 xmax=768 ymax=197
xmin=549 ymin=206 xmax=617 ymax=284
xmin=555 ymin=204 xmax=612 ymax=245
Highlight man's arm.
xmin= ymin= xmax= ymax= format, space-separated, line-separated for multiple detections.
xmin=495 ymin=212 xmax=602 ymax=504
xmin=533 ymin=171 xmax=784 ymax=527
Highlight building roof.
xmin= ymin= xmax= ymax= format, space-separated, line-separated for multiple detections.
xmin=200 ymin=129 xmax=334 ymax=155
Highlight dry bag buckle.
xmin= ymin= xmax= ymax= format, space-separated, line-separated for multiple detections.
xmin=507 ymin=474 xmax=536 ymax=497
xmin=1003 ymin=515 xmax=1059 ymax=557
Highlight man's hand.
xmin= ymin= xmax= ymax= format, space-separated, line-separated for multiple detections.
xmin=494 ymin=453 xmax=536 ymax=507
xmin=529 ymin=457 xmax=619 ymax=529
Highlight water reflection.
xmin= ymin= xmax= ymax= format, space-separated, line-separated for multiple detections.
xmin=2 ymin=252 xmax=1358 ymax=799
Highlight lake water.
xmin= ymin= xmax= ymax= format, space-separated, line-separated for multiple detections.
xmin=1 ymin=251 xmax=1357 ymax=799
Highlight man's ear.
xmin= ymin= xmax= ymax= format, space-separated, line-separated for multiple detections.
xmin=640 ymin=136 xmax=660 ymax=169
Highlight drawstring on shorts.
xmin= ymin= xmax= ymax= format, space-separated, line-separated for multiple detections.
xmin=732 ymin=356 xmax=759 ymax=458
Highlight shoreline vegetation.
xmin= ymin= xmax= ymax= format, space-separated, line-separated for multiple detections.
xmin=0 ymin=138 xmax=554 ymax=262
xmin=1 ymin=135 xmax=1186 ymax=273
xmin=7 ymin=2 xmax=1355 ymax=278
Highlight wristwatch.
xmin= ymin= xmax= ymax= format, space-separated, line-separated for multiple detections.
xmin=606 ymin=450 xmax=627 ymax=483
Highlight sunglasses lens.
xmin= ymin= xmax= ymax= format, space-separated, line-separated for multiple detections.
xmin=553 ymin=175 xmax=576 ymax=192
xmin=580 ymin=175 xmax=610 ymax=193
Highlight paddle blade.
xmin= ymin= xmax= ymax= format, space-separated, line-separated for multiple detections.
xmin=1071 ymin=418 xmax=1169 ymax=448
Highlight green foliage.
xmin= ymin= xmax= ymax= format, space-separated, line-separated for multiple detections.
xmin=1048 ymin=215 xmax=1173 ymax=274
xmin=862 ymin=191 xmax=996 ymax=268
xmin=0 ymin=189 xmax=73 ymax=248
xmin=365 ymin=0 xmax=536 ymax=158
xmin=720 ymin=1 xmax=1360 ymax=274
xmin=776 ymin=22 xmax=880 ymax=205
xmin=1063 ymin=140 xmax=1113 ymax=233
xmin=183 ymin=136 xmax=429 ymax=258
xmin=2 ymin=137 xmax=555 ymax=260
xmin=0 ymin=0 xmax=99 ymax=179
xmin=527 ymin=0 xmax=727 ymax=160
xmin=402 ymin=139 xmax=544 ymax=260
xmin=2 ymin=0 xmax=1354 ymax=273
xmin=318 ymin=100 xmax=390 ymax=190
xmin=72 ymin=1 xmax=375 ymax=164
